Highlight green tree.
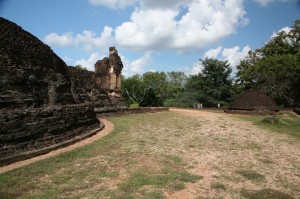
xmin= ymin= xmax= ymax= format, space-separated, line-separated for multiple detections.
xmin=142 ymin=71 xmax=168 ymax=106
xmin=237 ymin=20 xmax=300 ymax=106
xmin=121 ymin=75 xmax=148 ymax=106
xmin=164 ymin=72 xmax=188 ymax=107
xmin=186 ymin=58 xmax=234 ymax=107
xmin=74 ymin=64 xmax=87 ymax=71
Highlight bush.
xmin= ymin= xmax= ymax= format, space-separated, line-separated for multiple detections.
xmin=261 ymin=116 xmax=279 ymax=124
xmin=129 ymin=103 xmax=140 ymax=108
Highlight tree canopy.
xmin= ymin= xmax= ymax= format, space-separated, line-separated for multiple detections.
xmin=122 ymin=19 xmax=299 ymax=108
xmin=237 ymin=20 xmax=300 ymax=107
xmin=186 ymin=58 xmax=235 ymax=107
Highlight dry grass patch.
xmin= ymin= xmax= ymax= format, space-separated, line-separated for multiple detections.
xmin=0 ymin=110 xmax=300 ymax=198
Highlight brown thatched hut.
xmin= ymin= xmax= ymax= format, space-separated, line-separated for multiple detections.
xmin=226 ymin=90 xmax=279 ymax=115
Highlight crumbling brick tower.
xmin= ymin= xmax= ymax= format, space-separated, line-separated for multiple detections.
xmin=94 ymin=47 xmax=124 ymax=105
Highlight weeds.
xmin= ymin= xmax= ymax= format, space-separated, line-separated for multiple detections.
xmin=236 ymin=170 xmax=265 ymax=181
xmin=241 ymin=188 xmax=294 ymax=199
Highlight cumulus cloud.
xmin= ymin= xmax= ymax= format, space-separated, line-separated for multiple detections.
xmin=122 ymin=52 xmax=152 ymax=76
xmin=221 ymin=46 xmax=251 ymax=73
xmin=252 ymin=0 xmax=296 ymax=6
xmin=44 ymin=26 xmax=114 ymax=52
xmin=45 ymin=32 xmax=74 ymax=46
xmin=191 ymin=45 xmax=251 ymax=75
xmin=74 ymin=52 xmax=103 ymax=71
xmin=270 ymin=26 xmax=292 ymax=39
xmin=203 ymin=46 xmax=223 ymax=58
xmin=114 ymin=0 xmax=248 ymax=52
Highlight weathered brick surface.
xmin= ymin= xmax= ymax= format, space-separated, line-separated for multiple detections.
xmin=228 ymin=90 xmax=279 ymax=115
xmin=0 ymin=104 xmax=100 ymax=165
xmin=96 ymin=107 xmax=169 ymax=117
xmin=294 ymin=108 xmax=300 ymax=115
xmin=0 ymin=17 xmax=74 ymax=109
xmin=0 ymin=18 xmax=103 ymax=165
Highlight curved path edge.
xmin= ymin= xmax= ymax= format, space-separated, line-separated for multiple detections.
xmin=0 ymin=118 xmax=114 ymax=174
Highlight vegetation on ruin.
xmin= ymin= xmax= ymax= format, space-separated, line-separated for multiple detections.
xmin=74 ymin=64 xmax=87 ymax=71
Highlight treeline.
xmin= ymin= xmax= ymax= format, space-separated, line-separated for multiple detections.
xmin=121 ymin=20 xmax=300 ymax=108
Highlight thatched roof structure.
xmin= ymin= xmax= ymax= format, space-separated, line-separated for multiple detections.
xmin=229 ymin=90 xmax=279 ymax=112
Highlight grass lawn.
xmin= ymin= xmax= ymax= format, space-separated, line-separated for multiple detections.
xmin=0 ymin=110 xmax=299 ymax=199
xmin=234 ymin=112 xmax=300 ymax=139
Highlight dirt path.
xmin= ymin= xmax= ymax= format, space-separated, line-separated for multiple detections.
xmin=0 ymin=118 xmax=114 ymax=174
xmin=0 ymin=109 xmax=299 ymax=198
xmin=168 ymin=108 xmax=300 ymax=198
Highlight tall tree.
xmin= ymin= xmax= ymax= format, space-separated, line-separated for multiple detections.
xmin=164 ymin=72 xmax=188 ymax=107
xmin=186 ymin=58 xmax=234 ymax=107
xmin=121 ymin=75 xmax=148 ymax=106
xmin=237 ymin=20 xmax=300 ymax=106
xmin=142 ymin=71 xmax=168 ymax=106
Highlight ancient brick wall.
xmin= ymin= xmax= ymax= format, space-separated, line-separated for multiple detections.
xmin=0 ymin=104 xmax=101 ymax=166
xmin=68 ymin=67 xmax=95 ymax=103
xmin=0 ymin=17 xmax=103 ymax=165
xmin=0 ymin=17 xmax=74 ymax=109
xmin=95 ymin=107 xmax=169 ymax=117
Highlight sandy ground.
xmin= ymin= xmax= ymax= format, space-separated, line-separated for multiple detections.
xmin=0 ymin=118 xmax=114 ymax=174
xmin=1 ymin=109 xmax=299 ymax=198
xmin=167 ymin=108 xmax=300 ymax=198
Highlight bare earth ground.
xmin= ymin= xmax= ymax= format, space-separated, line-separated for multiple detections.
xmin=0 ymin=118 xmax=114 ymax=174
xmin=0 ymin=109 xmax=299 ymax=198
xmin=167 ymin=109 xmax=300 ymax=198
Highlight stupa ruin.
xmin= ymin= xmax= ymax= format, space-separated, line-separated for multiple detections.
xmin=0 ymin=17 xmax=125 ymax=165
xmin=226 ymin=90 xmax=279 ymax=115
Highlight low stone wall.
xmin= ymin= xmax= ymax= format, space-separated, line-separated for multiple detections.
xmin=294 ymin=108 xmax=300 ymax=115
xmin=224 ymin=109 xmax=281 ymax=116
xmin=0 ymin=104 xmax=102 ymax=166
xmin=95 ymin=107 xmax=169 ymax=117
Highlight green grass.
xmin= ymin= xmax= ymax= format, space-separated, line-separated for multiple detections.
xmin=0 ymin=112 xmax=202 ymax=199
xmin=234 ymin=112 xmax=300 ymax=139
xmin=211 ymin=182 xmax=226 ymax=190
xmin=236 ymin=170 xmax=265 ymax=181
xmin=0 ymin=111 xmax=299 ymax=198
xmin=241 ymin=188 xmax=294 ymax=199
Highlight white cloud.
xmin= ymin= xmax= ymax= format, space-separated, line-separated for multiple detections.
xmin=270 ymin=26 xmax=292 ymax=39
xmin=122 ymin=52 xmax=152 ymax=76
xmin=203 ymin=46 xmax=223 ymax=58
xmin=221 ymin=46 xmax=251 ymax=73
xmin=44 ymin=26 xmax=114 ymax=52
xmin=62 ymin=56 xmax=73 ymax=65
xmin=191 ymin=61 xmax=203 ymax=75
xmin=252 ymin=0 xmax=296 ymax=6
xmin=115 ymin=0 xmax=248 ymax=51
xmin=88 ymin=0 xmax=136 ymax=9
xmin=191 ymin=45 xmax=251 ymax=75
xmin=45 ymin=32 xmax=74 ymax=46
xmin=74 ymin=52 xmax=103 ymax=71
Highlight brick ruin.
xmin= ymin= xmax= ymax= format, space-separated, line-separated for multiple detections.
xmin=225 ymin=90 xmax=279 ymax=115
xmin=0 ymin=17 xmax=126 ymax=165
xmin=94 ymin=46 xmax=124 ymax=105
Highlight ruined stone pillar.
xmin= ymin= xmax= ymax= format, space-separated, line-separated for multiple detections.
xmin=109 ymin=67 xmax=117 ymax=90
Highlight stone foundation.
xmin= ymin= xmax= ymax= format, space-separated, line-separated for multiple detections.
xmin=95 ymin=107 xmax=169 ymax=117
xmin=0 ymin=104 xmax=101 ymax=166
xmin=224 ymin=109 xmax=281 ymax=116
xmin=294 ymin=108 xmax=300 ymax=115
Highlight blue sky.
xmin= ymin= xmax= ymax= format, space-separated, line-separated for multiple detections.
xmin=1 ymin=0 xmax=299 ymax=76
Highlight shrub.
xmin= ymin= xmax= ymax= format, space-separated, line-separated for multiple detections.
xmin=261 ymin=116 xmax=279 ymax=124
xmin=129 ymin=103 xmax=140 ymax=108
